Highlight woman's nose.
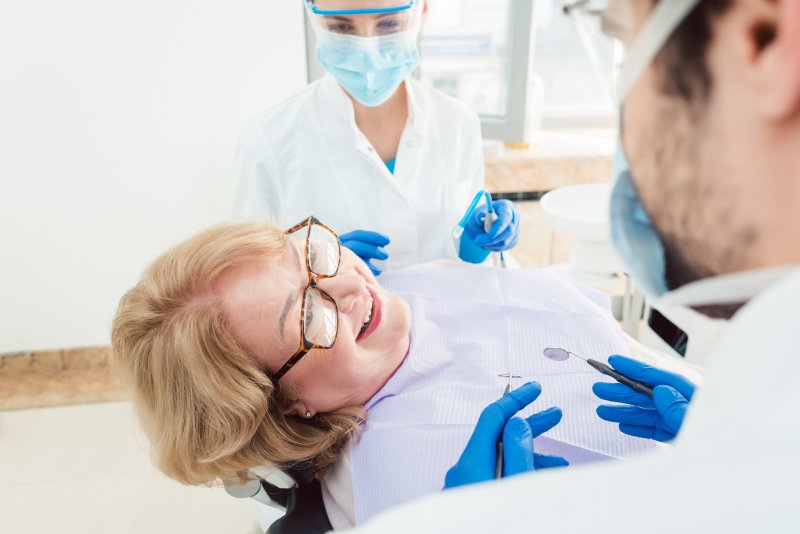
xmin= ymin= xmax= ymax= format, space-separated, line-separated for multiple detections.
xmin=315 ymin=270 xmax=364 ymax=314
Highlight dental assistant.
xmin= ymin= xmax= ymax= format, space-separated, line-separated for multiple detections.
xmin=234 ymin=0 xmax=520 ymax=275
xmin=345 ymin=0 xmax=800 ymax=532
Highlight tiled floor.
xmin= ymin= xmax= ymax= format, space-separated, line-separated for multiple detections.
xmin=0 ymin=402 xmax=280 ymax=534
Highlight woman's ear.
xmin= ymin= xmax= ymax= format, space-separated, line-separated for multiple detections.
xmin=282 ymin=400 xmax=316 ymax=419
xmin=744 ymin=0 xmax=800 ymax=120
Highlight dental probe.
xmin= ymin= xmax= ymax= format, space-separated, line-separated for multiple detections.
xmin=495 ymin=372 xmax=523 ymax=479
xmin=542 ymin=348 xmax=654 ymax=398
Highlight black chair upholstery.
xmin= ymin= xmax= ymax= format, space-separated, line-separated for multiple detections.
xmin=264 ymin=463 xmax=333 ymax=534
xmin=264 ymin=478 xmax=333 ymax=534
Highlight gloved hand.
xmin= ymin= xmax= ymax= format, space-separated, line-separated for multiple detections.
xmin=593 ymin=355 xmax=696 ymax=442
xmin=464 ymin=199 xmax=521 ymax=252
xmin=444 ymin=382 xmax=568 ymax=490
xmin=339 ymin=230 xmax=390 ymax=276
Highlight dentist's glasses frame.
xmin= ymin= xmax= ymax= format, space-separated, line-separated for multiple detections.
xmin=272 ymin=216 xmax=341 ymax=381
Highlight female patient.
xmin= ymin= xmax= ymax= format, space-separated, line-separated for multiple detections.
xmin=112 ymin=218 xmax=667 ymax=528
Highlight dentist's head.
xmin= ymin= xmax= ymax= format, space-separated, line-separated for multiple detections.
xmin=306 ymin=0 xmax=428 ymax=106
xmin=605 ymin=0 xmax=800 ymax=316
xmin=111 ymin=221 xmax=410 ymax=485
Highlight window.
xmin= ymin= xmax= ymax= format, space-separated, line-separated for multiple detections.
xmin=534 ymin=0 xmax=621 ymax=129
xmin=418 ymin=0 xmax=534 ymax=141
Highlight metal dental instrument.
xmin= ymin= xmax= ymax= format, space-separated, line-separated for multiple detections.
xmin=543 ymin=348 xmax=654 ymax=398
xmin=495 ymin=372 xmax=523 ymax=479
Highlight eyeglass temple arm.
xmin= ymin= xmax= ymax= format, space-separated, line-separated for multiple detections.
xmin=273 ymin=348 xmax=310 ymax=381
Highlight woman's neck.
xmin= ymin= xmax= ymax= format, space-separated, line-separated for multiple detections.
xmin=349 ymin=83 xmax=409 ymax=163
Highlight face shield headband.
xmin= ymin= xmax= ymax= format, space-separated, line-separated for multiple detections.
xmin=305 ymin=1 xmax=423 ymax=38
xmin=615 ymin=0 xmax=700 ymax=102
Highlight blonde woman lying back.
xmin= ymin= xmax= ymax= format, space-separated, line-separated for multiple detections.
xmin=111 ymin=218 xmax=697 ymax=530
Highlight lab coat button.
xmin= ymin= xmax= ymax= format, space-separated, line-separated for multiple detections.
xmin=406 ymin=141 xmax=414 ymax=148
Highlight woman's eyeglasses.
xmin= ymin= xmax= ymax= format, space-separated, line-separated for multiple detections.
xmin=272 ymin=216 xmax=342 ymax=381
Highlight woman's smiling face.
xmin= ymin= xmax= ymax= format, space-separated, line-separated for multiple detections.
xmin=216 ymin=235 xmax=411 ymax=416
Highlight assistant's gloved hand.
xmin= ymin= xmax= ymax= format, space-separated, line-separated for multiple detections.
xmin=444 ymin=382 xmax=568 ymax=490
xmin=593 ymin=355 xmax=696 ymax=442
xmin=464 ymin=199 xmax=521 ymax=252
xmin=339 ymin=230 xmax=390 ymax=276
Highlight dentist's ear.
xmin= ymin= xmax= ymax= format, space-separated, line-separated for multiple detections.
xmin=744 ymin=0 xmax=800 ymax=120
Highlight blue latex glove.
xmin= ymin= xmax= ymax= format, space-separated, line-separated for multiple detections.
xmin=593 ymin=355 xmax=696 ymax=442
xmin=464 ymin=199 xmax=521 ymax=252
xmin=339 ymin=230 xmax=390 ymax=276
xmin=443 ymin=382 xmax=568 ymax=489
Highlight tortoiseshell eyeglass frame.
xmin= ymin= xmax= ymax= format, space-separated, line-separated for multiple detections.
xmin=272 ymin=216 xmax=341 ymax=381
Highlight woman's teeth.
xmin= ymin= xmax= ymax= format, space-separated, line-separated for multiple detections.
xmin=363 ymin=294 xmax=374 ymax=327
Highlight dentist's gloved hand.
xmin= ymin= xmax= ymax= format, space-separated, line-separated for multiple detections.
xmin=464 ymin=199 xmax=521 ymax=252
xmin=593 ymin=355 xmax=696 ymax=442
xmin=444 ymin=382 xmax=568 ymax=490
xmin=339 ymin=230 xmax=390 ymax=276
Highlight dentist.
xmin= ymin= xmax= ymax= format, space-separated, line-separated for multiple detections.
xmin=346 ymin=0 xmax=800 ymax=531
xmin=234 ymin=0 xmax=520 ymax=275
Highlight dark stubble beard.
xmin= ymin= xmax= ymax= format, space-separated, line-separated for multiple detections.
xmin=629 ymin=96 xmax=755 ymax=319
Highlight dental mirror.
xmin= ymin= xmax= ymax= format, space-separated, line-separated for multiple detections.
xmin=543 ymin=347 xmax=573 ymax=362
xmin=542 ymin=347 xmax=654 ymax=398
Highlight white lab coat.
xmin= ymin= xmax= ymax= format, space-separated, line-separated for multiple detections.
xmin=344 ymin=270 xmax=800 ymax=533
xmin=234 ymin=74 xmax=485 ymax=271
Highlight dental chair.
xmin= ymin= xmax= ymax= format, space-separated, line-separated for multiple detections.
xmin=224 ymin=463 xmax=332 ymax=534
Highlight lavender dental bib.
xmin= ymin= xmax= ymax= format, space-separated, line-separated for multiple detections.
xmin=323 ymin=267 xmax=658 ymax=527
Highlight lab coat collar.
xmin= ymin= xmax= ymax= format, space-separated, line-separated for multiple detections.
xmin=317 ymin=74 xmax=429 ymax=142
xmin=404 ymin=78 xmax=430 ymax=139
xmin=319 ymin=74 xmax=357 ymax=124
xmin=316 ymin=74 xmax=429 ymax=209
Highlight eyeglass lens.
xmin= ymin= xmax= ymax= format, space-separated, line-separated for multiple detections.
xmin=307 ymin=224 xmax=339 ymax=276
xmin=303 ymin=289 xmax=338 ymax=347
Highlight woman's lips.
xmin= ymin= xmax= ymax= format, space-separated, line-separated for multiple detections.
xmin=357 ymin=287 xmax=382 ymax=343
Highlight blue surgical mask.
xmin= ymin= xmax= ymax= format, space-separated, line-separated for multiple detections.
xmin=316 ymin=30 xmax=420 ymax=107
xmin=606 ymin=0 xmax=799 ymax=306
xmin=611 ymin=141 xmax=799 ymax=305
xmin=607 ymin=0 xmax=700 ymax=298
xmin=609 ymin=142 xmax=669 ymax=297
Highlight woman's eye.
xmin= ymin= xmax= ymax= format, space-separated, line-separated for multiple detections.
xmin=326 ymin=22 xmax=355 ymax=34
xmin=377 ymin=19 xmax=401 ymax=33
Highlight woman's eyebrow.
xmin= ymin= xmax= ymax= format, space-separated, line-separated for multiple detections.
xmin=277 ymin=243 xmax=303 ymax=343
xmin=326 ymin=15 xmax=354 ymax=23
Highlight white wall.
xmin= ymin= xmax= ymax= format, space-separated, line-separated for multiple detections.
xmin=0 ymin=1 xmax=308 ymax=353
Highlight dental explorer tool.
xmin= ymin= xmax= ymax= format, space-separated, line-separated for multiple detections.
xmin=495 ymin=372 xmax=523 ymax=479
xmin=542 ymin=348 xmax=654 ymax=398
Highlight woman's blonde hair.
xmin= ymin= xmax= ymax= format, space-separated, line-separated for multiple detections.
xmin=111 ymin=222 xmax=364 ymax=486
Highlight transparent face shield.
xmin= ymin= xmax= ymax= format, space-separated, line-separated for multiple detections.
xmin=564 ymin=0 xmax=701 ymax=102
xmin=305 ymin=0 xmax=424 ymax=41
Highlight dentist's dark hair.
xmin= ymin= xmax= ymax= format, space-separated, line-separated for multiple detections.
xmin=654 ymin=0 xmax=733 ymax=107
